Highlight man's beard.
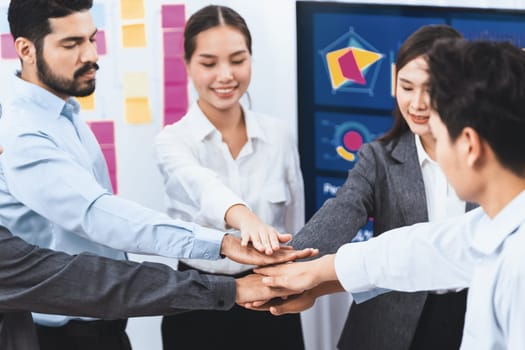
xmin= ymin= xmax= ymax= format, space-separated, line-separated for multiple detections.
xmin=36 ymin=50 xmax=99 ymax=97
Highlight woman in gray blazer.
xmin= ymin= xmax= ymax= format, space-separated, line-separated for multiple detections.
xmin=291 ymin=25 xmax=475 ymax=350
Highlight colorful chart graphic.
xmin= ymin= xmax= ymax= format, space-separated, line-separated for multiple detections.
xmin=334 ymin=122 xmax=369 ymax=162
xmin=320 ymin=28 xmax=384 ymax=94
xmin=326 ymin=47 xmax=383 ymax=89
xmin=315 ymin=112 xmax=392 ymax=172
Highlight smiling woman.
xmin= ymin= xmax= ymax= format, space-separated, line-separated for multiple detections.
xmin=155 ymin=4 xmax=305 ymax=350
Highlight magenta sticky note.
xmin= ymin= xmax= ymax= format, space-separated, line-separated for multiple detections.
xmin=162 ymin=4 xmax=185 ymax=28
xmin=109 ymin=173 xmax=118 ymax=194
xmin=1 ymin=33 xmax=18 ymax=59
xmin=164 ymin=107 xmax=187 ymax=126
xmin=96 ymin=30 xmax=107 ymax=55
xmin=101 ymin=145 xmax=117 ymax=172
xmin=164 ymin=84 xmax=188 ymax=111
xmin=101 ymin=145 xmax=118 ymax=193
xmin=87 ymin=120 xmax=114 ymax=144
xmin=163 ymin=30 xmax=184 ymax=58
xmin=164 ymin=84 xmax=188 ymax=125
xmin=164 ymin=57 xmax=187 ymax=84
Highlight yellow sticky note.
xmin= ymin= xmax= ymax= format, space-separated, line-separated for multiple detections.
xmin=125 ymin=97 xmax=151 ymax=124
xmin=124 ymin=72 xmax=149 ymax=98
xmin=120 ymin=0 xmax=144 ymax=20
xmin=122 ymin=23 xmax=146 ymax=48
xmin=77 ymin=94 xmax=95 ymax=110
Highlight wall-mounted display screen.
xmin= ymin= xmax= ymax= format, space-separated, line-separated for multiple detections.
xmin=297 ymin=1 xmax=525 ymax=222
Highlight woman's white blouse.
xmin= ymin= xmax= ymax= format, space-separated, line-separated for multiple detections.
xmin=155 ymin=103 xmax=305 ymax=274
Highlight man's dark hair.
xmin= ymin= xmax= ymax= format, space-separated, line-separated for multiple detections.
xmin=428 ymin=39 xmax=525 ymax=175
xmin=8 ymin=0 xmax=93 ymax=52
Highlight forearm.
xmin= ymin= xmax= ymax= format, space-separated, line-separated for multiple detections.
xmin=224 ymin=204 xmax=254 ymax=230
xmin=0 ymin=230 xmax=235 ymax=317
xmin=335 ymin=215 xmax=477 ymax=293
xmin=311 ymin=280 xmax=345 ymax=298
xmin=85 ymin=194 xmax=224 ymax=259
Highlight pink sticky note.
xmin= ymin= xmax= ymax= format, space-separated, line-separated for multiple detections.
xmin=164 ymin=84 xmax=188 ymax=125
xmin=96 ymin=30 xmax=107 ymax=55
xmin=101 ymin=145 xmax=117 ymax=172
xmin=162 ymin=4 xmax=185 ymax=28
xmin=87 ymin=120 xmax=114 ymax=144
xmin=109 ymin=173 xmax=118 ymax=194
xmin=1 ymin=33 xmax=17 ymax=59
xmin=163 ymin=30 xmax=184 ymax=58
xmin=164 ymin=107 xmax=187 ymax=126
xmin=164 ymin=84 xmax=188 ymax=111
xmin=164 ymin=57 xmax=187 ymax=84
xmin=101 ymin=145 xmax=118 ymax=194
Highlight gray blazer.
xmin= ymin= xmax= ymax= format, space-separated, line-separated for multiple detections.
xmin=0 ymin=226 xmax=235 ymax=350
xmin=292 ymin=131 xmax=476 ymax=350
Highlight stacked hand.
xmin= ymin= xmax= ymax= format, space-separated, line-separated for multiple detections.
xmin=225 ymin=240 xmax=344 ymax=314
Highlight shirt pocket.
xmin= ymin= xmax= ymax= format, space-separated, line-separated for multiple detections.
xmin=265 ymin=182 xmax=289 ymax=204
xmin=262 ymin=182 xmax=290 ymax=230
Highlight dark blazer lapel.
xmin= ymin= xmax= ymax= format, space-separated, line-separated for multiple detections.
xmin=388 ymin=132 xmax=429 ymax=224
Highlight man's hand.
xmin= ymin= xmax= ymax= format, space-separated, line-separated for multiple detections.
xmin=220 ymin=234 xmax=318 ymax=266
xmin=244 ymin=290 xmax=317 ymax=315
xmin=243 ymin=281 xmax=345 ymax=315
xmin=235 ymin=273 xmax=300 ymax=305
xmin=254 ymin=254 xmax=337 ymax=291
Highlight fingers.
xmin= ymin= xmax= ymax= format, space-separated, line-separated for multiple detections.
xmin=261 ymin=276 xmax=277 ymax=286
xmin=250 ymin=299 xmax=269 ymax=308
xmin=270 ymin=306 xmax=288 ymax=316
xmin=253 ymin=265 xmax=281 ymax=276
xmin=241 ymin=233 xmax=250 ymax=247
xmin=240 ymin=227 xmax=279 ymax=255
xmin=259 ymin=231 xmax=272 ymax=255
xmin=277 ymin=233 xmax=292 ymax=243
xmin=251 ymin=234 xmax=265 ymax=253
xmin=243 ymin=300 xmax=271 ymax=310
xmin=293 ymin=248 xmax=319 ymax=260
xmin=269 ymin=230 xmax=281 ymax=253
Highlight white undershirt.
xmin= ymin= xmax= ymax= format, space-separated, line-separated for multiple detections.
xmin=415 ymin=135 xmax=466 ymax=221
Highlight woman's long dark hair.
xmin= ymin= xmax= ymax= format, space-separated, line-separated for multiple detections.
xmin=379 ymin=25 xmax=462 ymax=142
xmin=184 ymin=5 xmax=252 ymax=62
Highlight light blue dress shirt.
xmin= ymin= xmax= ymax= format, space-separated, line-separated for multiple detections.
xmin=0 ymin=76 xmax=225 ymax=326
xmin=335 ymin=190 xmax=525 ymax=349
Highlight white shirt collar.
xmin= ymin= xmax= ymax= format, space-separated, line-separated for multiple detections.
xmin=188 ymin=102 xmax=268 ymax=143
xmin=472 ymin=189 xmax=525 ymax=255
xmin=414 ymin=134 xmax=431 ymax=167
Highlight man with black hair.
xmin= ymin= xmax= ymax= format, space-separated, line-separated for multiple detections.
xmin=0 ymin=1 xmax=314 ymax=349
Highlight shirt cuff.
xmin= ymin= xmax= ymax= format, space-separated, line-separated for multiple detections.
xmin=190 ymin=225 xmax=225 ymax=260
xmin=351 ymin=288 xmax=391 ymax=304
xmin=335 ymin=242 xmax=374 ymax=293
